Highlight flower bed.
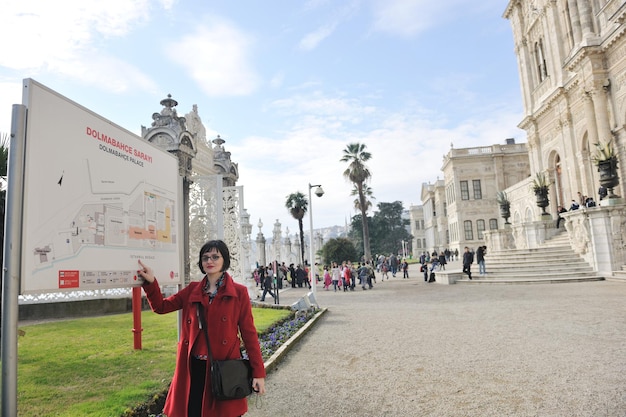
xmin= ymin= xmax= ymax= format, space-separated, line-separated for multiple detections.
xmin=257 ymin=309 xmax=318 ymax=359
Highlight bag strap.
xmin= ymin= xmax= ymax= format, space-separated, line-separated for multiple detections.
xmin=196 ymin=302 xmax=214 ymax=363
xmin=197 ymin=301 xmax=243 ymax=360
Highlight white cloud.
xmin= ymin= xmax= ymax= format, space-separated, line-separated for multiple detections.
xmin=166 ymin=21 xmax=260 ymax=97
xmin=159 ymin=0 xmax=178 ymax=9
xmin=299 ymin=22 xmax=338 ymax=50
xmin=269 ymin=91 xmax=377 ymax=129
xmin=50 ymin=53 xmax=158 ymax=94
xmin=369 ymin=0 xmax=470 ymax=37
xmin=0 ymin=0 xmax=158 ymax=92
xmin=269 ymin=72 xmax=285 ymax=89
xmin=298 ymin=0 xmax=360 ymax=50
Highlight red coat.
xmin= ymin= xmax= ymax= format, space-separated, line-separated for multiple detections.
xmin=143 ymin=272 xmax=266 ymax=417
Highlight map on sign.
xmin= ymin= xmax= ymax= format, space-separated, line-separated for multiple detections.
xmin=20 ymin=79 xmax=182 ymax=294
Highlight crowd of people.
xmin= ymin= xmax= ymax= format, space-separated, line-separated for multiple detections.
xmin=416 ymin=246 xmax=487 ymax=281
xmin=251 ymin=262 xmax=312 ymax=302
xmin=250 ymin=253 xmax=421 ymax=299
xmin=252 ymin=245 xmax=491 ymax=300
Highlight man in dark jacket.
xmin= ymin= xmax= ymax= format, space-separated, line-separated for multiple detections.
xmin=476 ymin=245 xmax=486 ymax=275
xmin=289 ymin=263 xmax=296 ymax=288
xmin=260 ymin=265 xmax=276 ymax=301
xmin=295 ymin=265 xmax=307 ymax=288
xmin=462 ymin=247 xmax=474 ymax=280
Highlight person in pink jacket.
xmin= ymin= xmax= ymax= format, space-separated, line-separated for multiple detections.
xmin=138 ymin=239 xmax=266 ymax=417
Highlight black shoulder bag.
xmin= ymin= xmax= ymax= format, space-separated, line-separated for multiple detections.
xmin=196 ymin=303 xmax=254 ymax=400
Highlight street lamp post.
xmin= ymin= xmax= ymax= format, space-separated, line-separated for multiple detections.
xmin=308 ymin=183 xmax=324 ymax=294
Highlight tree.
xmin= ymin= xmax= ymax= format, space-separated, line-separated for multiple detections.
xmin=347 ymin=213 xmax=371 ymax=259
xmin=320 ymin=237 xmax=358 ymax=266
xmin=350 ymin=184 xmax=374 ymax=212
xmin=341 ymin=143 xmax=373 ymax=260
xmin=285 ymin=191 xmax=308 ymax=266
xmin=348 ymin=201 xmax=412 ymax=259
xmin=369 ymin=201 xmax=412 ymax=256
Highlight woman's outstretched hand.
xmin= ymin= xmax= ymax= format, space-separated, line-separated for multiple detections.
xmin=137 ymin=260 xmax=155 ymax=283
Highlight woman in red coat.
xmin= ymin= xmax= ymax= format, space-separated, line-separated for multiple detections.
xmin=138 ymin=240 xmax=266 ymax=417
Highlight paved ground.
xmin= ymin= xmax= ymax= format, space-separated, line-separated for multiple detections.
xmin=246 ymin=262 xmax=626 ymax=417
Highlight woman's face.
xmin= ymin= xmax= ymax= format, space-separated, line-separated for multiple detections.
xmin=201 ymin=248 xmax=224 ymax=275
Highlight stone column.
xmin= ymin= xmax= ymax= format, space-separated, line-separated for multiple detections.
xmin=293 ymin=234 xmax=301 ymax=265
xmin=272 ymin=219 xmax=282 ymax=262
xmin=284 ymin=228 xmax=292 ymax=261
xmin=518 ymin=38 xmax=533 ymax=109
xmin=582 ymin=91 xmax=599 ymax=145
xmin=592 ymin=86 xmax=613 ymax=143
xmin=567 ymin=0 xmax=582 ymax=44
xmin=577 ymin=0 xmax=595 ymax=40
xmin=255 ymin=219 xmax=266 ymax=267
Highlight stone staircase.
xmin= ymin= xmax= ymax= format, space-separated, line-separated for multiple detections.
xmin=457 ymin=231 xmax=605 ymax=284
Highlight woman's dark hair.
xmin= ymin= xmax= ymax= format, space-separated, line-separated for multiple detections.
xmin=197 ymin=240 xmax=231 ymax=274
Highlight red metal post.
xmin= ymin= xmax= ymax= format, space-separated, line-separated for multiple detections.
xmin=132 ymin=286 xmax=143 ymax=350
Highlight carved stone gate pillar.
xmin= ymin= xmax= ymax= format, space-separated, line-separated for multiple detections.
xmin=142 ymin=94 xmax=197 ymax=284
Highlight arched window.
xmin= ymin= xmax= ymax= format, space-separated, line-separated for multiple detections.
xmin=534 ymin=39 xmax=548 ymax=82
xmin=477 ymin=219 xmax=486 ymax=239
xmin=464 ymin=220 xmax=473 ymax=240
xmin=489 ymin=218 xmax=498 ymax=230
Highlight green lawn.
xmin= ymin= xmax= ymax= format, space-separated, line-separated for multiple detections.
xmin=15 ymin=307 xmax=291 ymax=417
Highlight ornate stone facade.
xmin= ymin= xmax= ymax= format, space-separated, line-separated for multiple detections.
xmin=503 ymin=0 xmax=625 ymax=215
xmin=499 ymin=0 xmax=626 ymax=274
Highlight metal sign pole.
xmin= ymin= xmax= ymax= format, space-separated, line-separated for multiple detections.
xmin=2 ymin=104 xmax=27 ymax=416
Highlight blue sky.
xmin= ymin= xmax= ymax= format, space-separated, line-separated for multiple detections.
xmin=0 ymin=0 xmax=524 ymax=236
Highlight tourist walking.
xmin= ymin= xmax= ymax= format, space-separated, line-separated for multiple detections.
xmin=438 ymin=252 xmax=447 ymax=271
xmin=258 ymin=266 xmax=266 ymax=290
xmin=462 ymin=246 xmax=474 ymax=280
xmin=402 ymin=260 xmax=409 ymax=278
xmin=137 ymin=240 xmax=266 ymax=417
xmin=358 ymin=262 xmax=369 ymax=289
xmin=260 ymin=265 xmax=276 ymax=302
xmin=476 ymin=245 xmax=487 ymax=275
xmin=303 ymin=264 xmax=311 ymax=289
xmin=323 ymin=266 xmax=332 ymax=290
xmin=389 ymin=254 xmax=398 ymax=277
xmin=381 ymin=261 xmax=389 ymax=280
xmin=366 ymin=261 xmax=376 ymax=289
xmin=331 ymin=262 xmax=341 ymax=292
xmin=289 ymin=263 xmax=296 ymax=288
xmin=342 ymin=262 xmax=351 ymax=292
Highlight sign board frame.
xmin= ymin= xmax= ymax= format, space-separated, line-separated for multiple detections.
xmin=19 ymin=79 xmax=183 ymax=294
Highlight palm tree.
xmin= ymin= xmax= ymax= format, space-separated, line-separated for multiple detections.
xmin=350 ymin=184 xmax=374 ymax=212
xmin=285 ymin=191 xmax=308 ymax=265
xmin=341 ymin=142 xmax=372 ymax=260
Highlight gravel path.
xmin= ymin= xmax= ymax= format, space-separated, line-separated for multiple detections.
xmin=246 ymin=263 xmax=626 ymax=417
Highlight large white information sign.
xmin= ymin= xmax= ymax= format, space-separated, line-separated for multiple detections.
xmin=20 ymin=79 xmax=183 ymax=294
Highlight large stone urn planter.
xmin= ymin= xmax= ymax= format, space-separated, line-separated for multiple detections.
xmin=534 ymin=187 xmax=549 ymax=215
xmin=597 ymin=157 xmax=620 ymax=198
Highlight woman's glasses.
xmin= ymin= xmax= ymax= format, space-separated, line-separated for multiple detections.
xmin=201 ymin=255 xmax=222 ymax=262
